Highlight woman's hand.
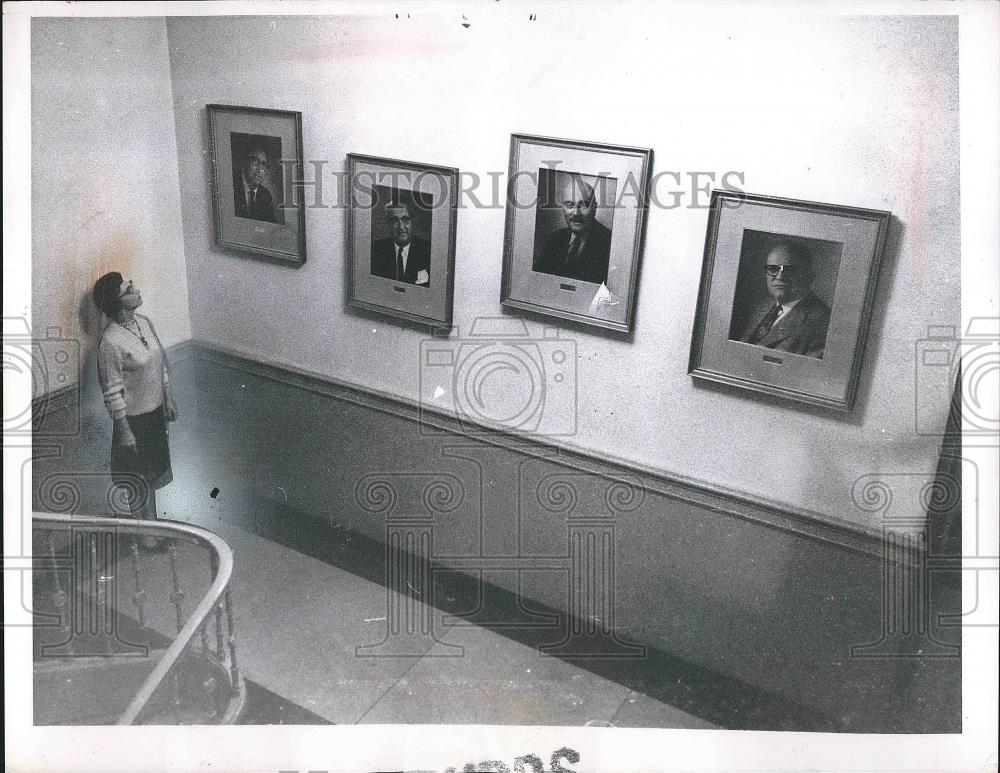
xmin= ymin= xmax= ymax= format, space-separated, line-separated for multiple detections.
xmin=114 ymin=418 xmax=137 ymax=453
xmin=164 ymin=396 xmax=179 ymax=423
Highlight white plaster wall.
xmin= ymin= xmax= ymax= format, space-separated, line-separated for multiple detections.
xmin=31 ymin=17 xmax=191 ymax=397
xmin=165 ymin=10 xmax=958 ymax=526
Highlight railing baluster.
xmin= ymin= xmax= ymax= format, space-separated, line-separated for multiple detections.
xmin=224 ymin=588 xmax=240 ymax=692
xmin=172 ymin=670 xmax=183 ymax=714
xmin=34 ymin=514 xmax=241 ymax=725
xmin=89 ymin=532 xmax=100 ymax=636
xmin=203 ymin=556 xmax=220 ymax=720
xmin=129 ymin=538 xmax=147 ymax=628
xmin=166 ymin=540 xmax=187 ymax=715
xmin=100 ymin=530 xmax=115 ymax=637
xmin=204 ymin=551 xmax=219 ymax=656
xmin=214 ymin=603 xmax=225 ymax=661
xmin=45 ymin=529 xmax=72 ymax=656
xmin=167 ymin=540 xmax=185 ymax=634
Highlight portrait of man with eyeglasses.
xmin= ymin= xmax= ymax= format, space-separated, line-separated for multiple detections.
xmin=230 ymin=133 xmax=283 ymax=224
xmin=735 ymin=240 xmax=833 ymax=359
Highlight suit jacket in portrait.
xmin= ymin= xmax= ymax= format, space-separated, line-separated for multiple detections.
xmin=533 ymin=221 xmax=613 ymax=285
xmin=371 ymin=236 xmax=431 ymax=286
xmin=233 ymin=172 xmax=276 ymax=223
xmin=740 ymin=292 xmax=832 ymax=359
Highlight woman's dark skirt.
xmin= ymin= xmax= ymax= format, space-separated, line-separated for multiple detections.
xmin=111 ymin=406 xmax=173 ymax=511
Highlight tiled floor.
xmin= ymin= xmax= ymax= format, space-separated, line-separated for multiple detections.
xmin=143 ymin=516 xmax=715 ymax=728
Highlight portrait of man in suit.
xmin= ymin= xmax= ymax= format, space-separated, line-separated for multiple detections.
xmin=370 ymin=193 xmax=431 ymax=286
xmin=230 ymin=133 xmax=283 ymax=225
xmin=737 ymin=241 xmax=832 ymax=359
xmin=532 ymin=172 xmax=614 ymax=286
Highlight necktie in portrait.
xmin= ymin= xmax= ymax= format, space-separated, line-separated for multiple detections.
xmin=748 ymin=303 xmax=782 ymax=344
xmin=566 ymin=237 xmax=581 ymax=263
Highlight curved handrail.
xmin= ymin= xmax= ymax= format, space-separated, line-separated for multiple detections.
xmin=32 ymin=512 xmax=235 ymax=725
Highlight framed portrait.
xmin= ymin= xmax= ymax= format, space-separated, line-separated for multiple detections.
xmin=207 ymin=104 xmax=306 ymax=265
xmin=689 ymin=190 xmax=891 ymax=411
xmin=346 ymin=154 xmax=458 ymax=328
xmin=500 ymin=134 xmax=653 ymax=333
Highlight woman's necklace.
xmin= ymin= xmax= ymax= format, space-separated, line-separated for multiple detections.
xmin=120 ymin=317 xmax=150 ymax=349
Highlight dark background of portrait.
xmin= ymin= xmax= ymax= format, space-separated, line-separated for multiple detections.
xmin=532 ymin=167 xmax=617 ymax=260
xmin=370 ymin=184 xmax=434 ymax=251
xmin=229 ymin=131 xmax=286 ymax=225
xmin=727 ymin=229 xmax=843 ymax=340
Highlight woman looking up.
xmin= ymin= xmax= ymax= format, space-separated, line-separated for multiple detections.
xmin=92 ymin=271 xmax=178 ymax=521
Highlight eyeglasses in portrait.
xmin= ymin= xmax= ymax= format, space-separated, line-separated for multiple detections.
xmin=728 ymin=231 xmax=843 ymax=360
xmin=229 ymin=132 xmax=285 ymax=226
xmin=689 ymin=191 xmax=890 ymax=411
xmin=207 ymin=104 xmax=306 ymax=266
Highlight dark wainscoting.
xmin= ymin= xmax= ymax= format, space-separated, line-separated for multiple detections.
xmin=192 ymin=343 xmax=886 ymax=559
xmin=30 ymin=339 xmax=962 ymax=732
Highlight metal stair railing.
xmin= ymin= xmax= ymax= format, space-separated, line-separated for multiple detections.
xmin=32 ymin=512 xmax=244 ymax=725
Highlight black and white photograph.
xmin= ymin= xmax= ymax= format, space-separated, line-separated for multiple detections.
xmin=229 ymin=132 xmax=285 ymax=225
xmin=6 ymin=3 xmax=997 ymax=773
xmin=689 ymin=191 xmax=890 ymax=410
xmin=532 ymin=168 xmax=617 ymax=286
xmin=501 ymin=133 xmax=652 ymax=333
xmin=369 ymin=185 xmax=433 ymax=286
xmin=207 ymin=103 xmax=305 ymax=265
xmin=346 ymin=154 xmax=457 ymax=327
xmin=728 ymin=230 xmax=842 ymax=360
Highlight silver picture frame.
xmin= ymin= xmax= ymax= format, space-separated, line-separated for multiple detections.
xmin=500 ymin=133 xmax=653 ymax=334
xmin=689 ymin=190 xmax=891 ymax=411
